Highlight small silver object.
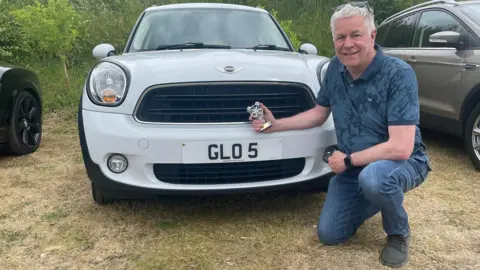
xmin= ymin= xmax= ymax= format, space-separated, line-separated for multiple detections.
xmin=247 ymin=101 xmax=272 ymax=132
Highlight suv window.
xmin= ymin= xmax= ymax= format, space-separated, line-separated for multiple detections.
xmin=375 ymin=23 xmax=388 ymax=46
xmin=382 ymin=13 xmax=417 ymax=48
xmin=413 ymin=10 xmax=468 ymax=47
xmin=468 ymin=32 xmax=480 ymax=49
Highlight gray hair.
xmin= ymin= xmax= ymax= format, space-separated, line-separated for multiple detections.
xmin=330 ymin=4 xmax=376 ymax=37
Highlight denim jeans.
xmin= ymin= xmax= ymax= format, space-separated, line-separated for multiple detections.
xmin=317 ymin=156 xmax=431 ymax=245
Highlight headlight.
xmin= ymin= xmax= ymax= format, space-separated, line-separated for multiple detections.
xmin=88 ymin=61 xmax=127 ymax=106
xmin=317 ymin=60 xmax=330 ymax=88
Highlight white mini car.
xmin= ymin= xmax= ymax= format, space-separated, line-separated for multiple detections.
xmin=78 ymin=3 xmax=337 ymax=204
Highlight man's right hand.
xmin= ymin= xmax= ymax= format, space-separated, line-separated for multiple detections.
xmin=249 ymin=104 xmax=330 ymax=133
xmin=250 ymin=103 xmax=276 ymax=133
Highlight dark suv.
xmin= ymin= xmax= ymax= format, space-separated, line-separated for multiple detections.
xmin=376 ymin=0 xmax=480 ymax=170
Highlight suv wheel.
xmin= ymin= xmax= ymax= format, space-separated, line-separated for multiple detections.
xmin=465 ymin=102 xmax=480 ymax=170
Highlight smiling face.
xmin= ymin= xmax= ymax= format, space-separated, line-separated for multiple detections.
xmin=332 ymin=15 xmax=376 ymax=75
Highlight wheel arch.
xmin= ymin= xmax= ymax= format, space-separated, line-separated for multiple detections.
xmin=460 ymin=82 xmax=480 ymax=133
xmin=0 ymin=67 xmax=43 ymax=126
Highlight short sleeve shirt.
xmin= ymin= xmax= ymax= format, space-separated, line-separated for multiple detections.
xmin=316 ymin=44 xmax=428 ymax=160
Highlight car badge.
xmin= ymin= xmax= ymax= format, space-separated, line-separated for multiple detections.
xmin=215 ymin=65 xmax=243 ymax=73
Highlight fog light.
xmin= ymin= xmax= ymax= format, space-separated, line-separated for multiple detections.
xmin=323 ymin=145 xmax=338 ymax=163
xmin=107 ymin=154 xmax=128 ymax=173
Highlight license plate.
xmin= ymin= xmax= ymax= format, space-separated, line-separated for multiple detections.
xmin=181 ymin=139 xmax=282 ymax=163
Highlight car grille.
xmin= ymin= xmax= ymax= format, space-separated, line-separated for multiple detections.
xmin=152 ymin=158 xmax=306 ymax=185
xmin=134 ymin=82 xmax=316 ymax=123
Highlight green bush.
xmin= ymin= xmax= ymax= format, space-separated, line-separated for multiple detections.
xmin=10 ymin=0 xmax=81 ymax=88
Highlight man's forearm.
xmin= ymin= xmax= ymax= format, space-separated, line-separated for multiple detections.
xmin=350 ymin=141 xmax=413 ymax=167
xmin=350 ymin=125 xmax=416 ymax=166
xmin=271 ymin=105 xmax=330 ymax=132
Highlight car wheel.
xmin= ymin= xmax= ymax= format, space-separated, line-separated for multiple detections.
xmin=465 ymin=102 xmax=480 ymax=170
xmin=6 ymin=90 xmax=42 ymax=155
xmin=91 ymin=183 xmax=114 ymax=205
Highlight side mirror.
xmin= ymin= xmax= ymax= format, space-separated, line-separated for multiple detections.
xmin=429 ymin=31 xmax=461 ymax=49
xmin=93 ymin=43 xmax=116 ymax=60
xmin=299 ymin=43 xmax=318 ymax=55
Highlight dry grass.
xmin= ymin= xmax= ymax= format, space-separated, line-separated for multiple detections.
xmin=1 ymin=113 xmax=479 ymax=270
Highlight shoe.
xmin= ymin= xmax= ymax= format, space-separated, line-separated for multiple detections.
xmin=380 ymin=234 xmax=410 ymax=268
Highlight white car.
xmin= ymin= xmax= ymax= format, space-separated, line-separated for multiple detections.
xmin=78 ymin=3 xmax=337 ymax=204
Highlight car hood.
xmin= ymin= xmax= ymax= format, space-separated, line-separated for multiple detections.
xmin=103 ymin=49 xmax=328 ymax=86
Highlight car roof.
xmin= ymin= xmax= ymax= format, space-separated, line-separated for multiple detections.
xmin=145 ymin=3 xmax=267 ymax=13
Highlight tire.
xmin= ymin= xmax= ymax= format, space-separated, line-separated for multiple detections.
xmin=91 ymin=183 xmax=114 ymax=205
xmin=465 ymin=102 xmax=480 ymax=170
xmin=6 ymin=90 xmax=42 ymax=155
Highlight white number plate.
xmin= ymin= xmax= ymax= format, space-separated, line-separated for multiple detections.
xmin=181 ymin=139 xmax=282 ymax=163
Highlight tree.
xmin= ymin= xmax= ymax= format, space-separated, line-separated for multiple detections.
xmin=10 ymin=0 xmax=80 ymax=88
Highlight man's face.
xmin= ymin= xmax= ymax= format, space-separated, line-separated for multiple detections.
xmin=332 ymin=15 xmax=376 ymax=69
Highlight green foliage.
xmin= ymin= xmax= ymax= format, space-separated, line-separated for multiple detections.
xmin=10 ymin=0 xmax=82 ymax=87
xmin=32 ymin=58 xmax=95 ymax=116
xmin=10 ymin=0 xmax=80 ymax=59
xmin=0 ymin=11 xmax=27 ymax=62
xmin=70 ymin=0 xmax=145 ymax=55
xmin=0 ymin=0 xmax=28 ymax=63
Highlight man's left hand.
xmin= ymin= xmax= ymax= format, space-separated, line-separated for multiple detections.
xmin=328 ymin=151 xmax=347 ymax=174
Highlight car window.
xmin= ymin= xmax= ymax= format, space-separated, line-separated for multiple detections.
xmin=375 ymin=23 xmax=389 ymax=46
xmin=382 ymin=13 xmax=417 ymax=48
xmin=413 ymin=10 xmax=467 ymax=47
xmin=468 ymin=31 xmax=480 ymax=49
xmin=128 ymin=8 xmax=290 ymax=52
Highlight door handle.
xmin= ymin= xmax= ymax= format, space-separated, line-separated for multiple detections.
xmin=406 ymin=56 xmax=416 ymax=63
xmin=465 ymin=63 xmax=479 ymax=70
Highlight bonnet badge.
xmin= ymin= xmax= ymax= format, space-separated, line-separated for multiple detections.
xmin=215 ymin=65 xmax=243 ymax=73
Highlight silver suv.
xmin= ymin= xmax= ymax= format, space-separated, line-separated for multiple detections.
xmin=376 ymin=0 xmax=480 ymax=170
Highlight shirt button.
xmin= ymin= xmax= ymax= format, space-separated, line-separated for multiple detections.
xmin=350 ymin=84 xmax=353 ymax=87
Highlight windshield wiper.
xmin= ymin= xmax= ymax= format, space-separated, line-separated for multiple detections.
xmin=249 ymin=44 xmax=290 ymax=51
xmin=156 ymin=42 xmax=231 ymax=50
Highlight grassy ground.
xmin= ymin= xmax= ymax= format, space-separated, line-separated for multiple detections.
xmin=1 ymin=113 xmax=479 ymax=270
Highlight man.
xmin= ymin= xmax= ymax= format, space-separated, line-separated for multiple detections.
xmin=250 ymin=2 xmax=432 ymax=268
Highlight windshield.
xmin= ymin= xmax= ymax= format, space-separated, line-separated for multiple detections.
xmin=126 ymin=8 xmax=291 ymax=52
xmin=457 ymin=3 xmax=480 ymax=27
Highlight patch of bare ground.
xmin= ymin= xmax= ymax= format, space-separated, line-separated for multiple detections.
xmin=0 ymin=114 xmax=479 ymax=270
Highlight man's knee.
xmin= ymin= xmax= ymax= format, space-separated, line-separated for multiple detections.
xmin=317 ymin=219 xmax=348 ymax=246
xmin=358 ymin=160 xmax=397 ymax=197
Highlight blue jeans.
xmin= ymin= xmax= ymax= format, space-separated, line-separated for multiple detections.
xmin=317 ymin=156 xmax=431 ymax=245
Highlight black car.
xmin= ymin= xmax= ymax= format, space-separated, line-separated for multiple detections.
xmin=0 ymin=61 xmax=42 ymax=155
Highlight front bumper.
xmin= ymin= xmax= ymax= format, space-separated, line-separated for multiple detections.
xmin=79 ymin=108 xmax=336 ymax=195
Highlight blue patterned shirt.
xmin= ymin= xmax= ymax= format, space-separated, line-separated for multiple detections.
xmin=316 ymin=44 xmax=428 ymax=161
